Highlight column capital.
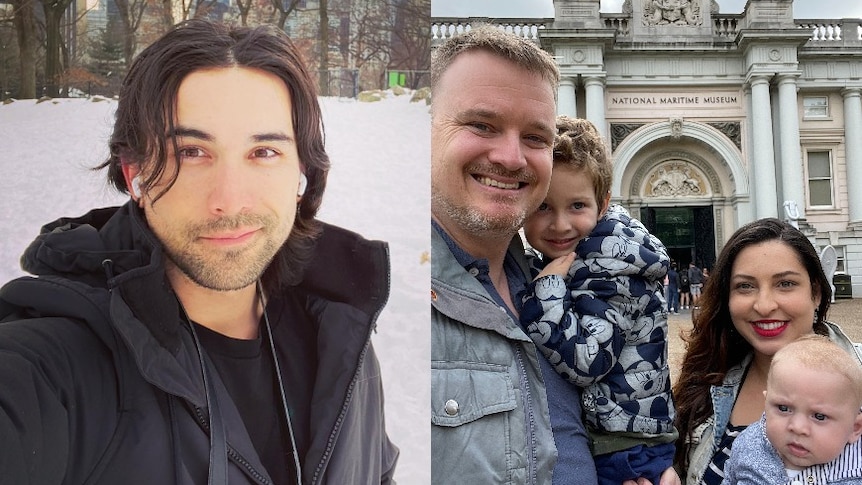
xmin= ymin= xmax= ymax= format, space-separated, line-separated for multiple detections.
xmin=746 ymin=73 xmax=773 ymax=87
xmin=583 ymin=75 xmax=606 ymax=87
xmin=841 ymin=87 xmax=862 ymax=99
xmin=559 ymin=77 xmax=577 ymax=87
xmin=775 ymin=71 xmax=802 ymax=85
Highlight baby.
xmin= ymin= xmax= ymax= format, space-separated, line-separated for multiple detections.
xmin=723 ymin=334 xmax=862 ymax=484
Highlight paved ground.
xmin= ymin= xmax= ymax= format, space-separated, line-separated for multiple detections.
xmin=667 ymin=297 xmax=862 ymax=382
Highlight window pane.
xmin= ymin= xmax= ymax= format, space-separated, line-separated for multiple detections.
xmin=809 ymin=180 xmax=832 ymax=206
xmin=803 ymin=97 xmax=828 ymax=117
xmin=804 ymin=97 xmax=827 ymax=108
xmin=808 ymin=152 xmax=831 ymax=178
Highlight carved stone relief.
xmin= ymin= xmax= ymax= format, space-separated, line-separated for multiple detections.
xmin=643 ymin=0 xmax=702 ymax=26
xmin=706 ymin=122 xmax=742 ymax=150
xmin=670 ymin=117 xmax=683 ymax=140
xmin=610 ymin=123 xmax=646 ymax=151
xmin=644 ymin=160 xmax=709 ymax=197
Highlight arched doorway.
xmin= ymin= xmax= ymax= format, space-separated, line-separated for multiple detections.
xmin=612 ymin=119 xmax=748 ymax=271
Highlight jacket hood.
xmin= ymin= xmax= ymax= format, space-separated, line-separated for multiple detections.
xmin=10 ymin=203 xmax=389 ymax=346
xmin=20 ymin=202 xmax=159 ymax=287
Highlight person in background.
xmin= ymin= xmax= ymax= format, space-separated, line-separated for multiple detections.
xmin=667 ymin=263 xmax=681 ymax=315
xmin=688 ymin=261 xmax=704 ymax=308
xmin=0 ymin=20 xmax=397 ymax=484
xmin=673 ymin=218 xmax=862 ymax=485
xmin=521 ymin=116 xmax=677 ymax=485
xmin=722 ymin=334 xmax=862 ymax=485
xmin=679 ymin=267 xmax=691 ymax=310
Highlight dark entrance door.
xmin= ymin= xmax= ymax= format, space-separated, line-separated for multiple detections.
xmin=640 ymin=206 xmax=716 ymax=270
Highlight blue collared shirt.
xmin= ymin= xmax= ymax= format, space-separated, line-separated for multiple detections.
xmin=432 ymin=220 xmax=598 ymax=485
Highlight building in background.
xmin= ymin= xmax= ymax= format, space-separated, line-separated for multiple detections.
xmin=0 ymin=0 xmax=428 ymax=99
xmin=433 ymin=0 xmax=862 ymax=296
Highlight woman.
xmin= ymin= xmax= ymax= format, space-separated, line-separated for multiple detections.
xmin=673 ymin=218 xmax=862 ymax=484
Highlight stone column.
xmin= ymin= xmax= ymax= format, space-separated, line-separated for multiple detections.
xmin=842 ymin=87 xmax=862 ymax=225
xmin=748 ymin=74 xmax=778 ymax=218
xmin=777 ymin=73 xmax=805 ymax=220
xmin=584 ymin=76 xmax=607 ymax=140
xmin=558 ymin=77 xmax=577 ymax=117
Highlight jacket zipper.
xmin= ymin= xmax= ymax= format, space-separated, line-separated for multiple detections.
xmin=193 ymin=406 xmax=274 ymax=485
xmin=310 ymin=244 xmax=391 ymax=484
xmin=514 ymin=344 xmax=538 ymax=484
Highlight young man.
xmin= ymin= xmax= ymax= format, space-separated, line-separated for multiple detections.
xmin=0 ymin=20 xmax=397 ymax=484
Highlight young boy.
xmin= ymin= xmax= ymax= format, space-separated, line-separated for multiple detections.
xmin=520 ymin=116 xmax=676 ymax=485
xmin=723 ymin=335 xmax=862 ymax=485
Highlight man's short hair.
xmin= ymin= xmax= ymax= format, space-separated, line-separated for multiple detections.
xmin=99 ymin=19 xmax=329 ymax=290
xmin=430 ymin=24 xmax=560 ymax=98
xmin=553 ymin=116 xmax=612 ymax=209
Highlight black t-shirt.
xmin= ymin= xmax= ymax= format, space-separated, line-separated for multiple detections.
xmin=193 ymin=293 xmax=317 ymax=485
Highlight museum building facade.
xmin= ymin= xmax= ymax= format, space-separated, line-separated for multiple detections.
xmin=433 ymin=0 xmax=862 ymax=297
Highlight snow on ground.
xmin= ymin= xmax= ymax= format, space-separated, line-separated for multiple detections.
xmin=0 ymin=93 xmax=431 ymax=483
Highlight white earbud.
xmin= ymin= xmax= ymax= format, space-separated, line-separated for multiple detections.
xmin=297 ymin=173 xmax=308 ymax=197
xmin=131 ymin=176 xmax=142 ymax=198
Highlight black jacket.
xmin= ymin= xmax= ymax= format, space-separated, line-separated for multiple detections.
xmin=0 ymin=202 xmax=398 ymax=484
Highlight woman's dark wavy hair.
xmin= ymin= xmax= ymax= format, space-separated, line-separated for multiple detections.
xmin=672 ymin=218 xmax=831 ymax=470
xmin=97 ymin=19 xmax=329 ymax=292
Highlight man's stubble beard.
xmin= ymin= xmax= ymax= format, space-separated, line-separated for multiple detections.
xmin=159 ymin=213 xmax=290 ymax=292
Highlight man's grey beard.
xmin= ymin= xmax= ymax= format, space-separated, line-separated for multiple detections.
xmin=431 ymin=191 xmax=526 ymax=239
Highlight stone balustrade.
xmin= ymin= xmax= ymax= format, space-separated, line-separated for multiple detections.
xmin=431 ymin=15 xmax=862 ymax=47
xmin=431 ymin=17 xmax=552 ymax=44
xmin=797 ymin=19 xmax=862 ymax=44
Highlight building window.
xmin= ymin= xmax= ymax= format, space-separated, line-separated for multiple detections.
xmin=807 ymin=151 xmax=833 ymax=207
xmin=803 ymin=96 xmax=829 ymax=118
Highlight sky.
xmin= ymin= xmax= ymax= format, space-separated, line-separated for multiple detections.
xmin=0 ymin=94 xmax=431 ymax=483
xmin=431 ymin=0 xmax=862 ymax=19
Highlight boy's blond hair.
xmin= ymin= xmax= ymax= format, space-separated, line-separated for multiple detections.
xmin=554 ymin=116 xmax=613 ymax=211
xmin=770 ymin=334 xmax=862 ymax=406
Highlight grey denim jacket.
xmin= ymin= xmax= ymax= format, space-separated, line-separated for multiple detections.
xmin=431 ymin=229 xmax=557 ymax=484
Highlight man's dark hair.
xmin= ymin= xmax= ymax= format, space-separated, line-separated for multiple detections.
xmin=97 ymin=19 xmax=329 ymax=291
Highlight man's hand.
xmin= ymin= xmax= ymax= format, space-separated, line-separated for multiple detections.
xmin=621 ymin=467 xmax=681 ymax=485
xmin=534 ymin=252 xmax=575 ymax=280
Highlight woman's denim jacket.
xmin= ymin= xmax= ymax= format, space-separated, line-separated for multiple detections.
xmin=682 ymin=322 xmax=862 ymax=485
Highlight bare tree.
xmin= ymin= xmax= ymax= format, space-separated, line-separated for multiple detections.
xmin=9 ymin=0 xmax=38 ymax=98
xmin=160 ymin=0 xmax=174 ymax=30
xmin=385 ymin=0 xmax=429 ymax=88
xmin=40 ymin=0 xmax=74 ymax=97
xmin=114 ymin=0 xmax=148 ymax=67
xmin=337 ymin=0 xmax=397 ymax=91
xmin=235 ymin=0 xmax=252 ymax=26
xmin=180 ymin=0 xmax=220 ymax=20
xmin=318 ymin=0 xmax=328 ymax=95
xmin=269 ymin=0 xmax=300 ymax=30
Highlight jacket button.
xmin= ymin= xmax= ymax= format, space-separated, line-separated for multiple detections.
xmin=468 ymin=267 xmax=479 ymax=276
xmin=444 ymin=399 xmax=459 ymax=416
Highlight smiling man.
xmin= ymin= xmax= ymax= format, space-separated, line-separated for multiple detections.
xmin=429 ymin=25 xmax=580 ymax=485
xmin=0 ymin=20 xmax=397 ymax=484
